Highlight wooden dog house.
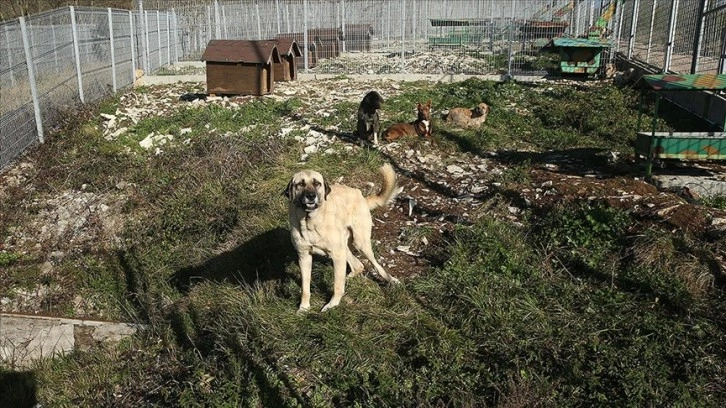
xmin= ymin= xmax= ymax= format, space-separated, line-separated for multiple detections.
xmin=308 ymin=28 xmax=341 ymax=60
xmin=276 ymin=33 xmax=317 ymax=69
xmin=548 ymin=37 xmax=611 ymax=78
xmin=342 ymin=24 xmax=373 ymax=52
xmin=201 ymin=40 xmax=281 ymax=96
xmin=274 ymin=38 xmax=302 ymax=81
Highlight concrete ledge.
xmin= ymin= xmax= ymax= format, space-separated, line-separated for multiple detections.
xmin=0 ymin=313 xmax=142 ymax=369
xmin=653 ymin=174 xmax=726 ymax=198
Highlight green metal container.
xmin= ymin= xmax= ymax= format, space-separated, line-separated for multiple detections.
xmin=551 ymin=37 xmax=610 ymax=76
xmin=635 ymin=132 xmax=726 ymax=160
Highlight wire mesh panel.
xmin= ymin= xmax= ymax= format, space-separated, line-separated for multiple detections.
xmin=0 ymin=20 xmax=37 ymax=170
xmin=146 ymin=11 xmax=161 ymax=72
xmin=112 ymin=10 xmax=136 ymax=89
xmin=75 ymin=7 xmax=116 ymax=104
xmin=25 ymin=10 xmax=80 ymax=141
xmin=669 ymin=1 xmax=699 ymax=73
xmin=697 ymin=2 xmax=726 ymax=73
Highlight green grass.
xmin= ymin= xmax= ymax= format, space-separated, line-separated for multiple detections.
xmin=700 ymin=194 xmax=726 ymax=210
xmin=2 ymin=79 xmax=724 ymax=407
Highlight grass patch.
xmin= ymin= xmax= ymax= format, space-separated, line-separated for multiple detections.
xmin=2 ymin=78 xmax=724 ymax=406
xmin=700 ymin=194 xmax=726 ymax=210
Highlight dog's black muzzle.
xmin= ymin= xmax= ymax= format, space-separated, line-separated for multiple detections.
xmin=299 ymin=190 xmax=319 ymax=212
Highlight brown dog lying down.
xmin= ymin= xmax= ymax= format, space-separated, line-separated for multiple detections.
xmin=383 ymin=100 xmax=432 ymax=142
xmin=444 ymin=102 xmax=490 ymax=129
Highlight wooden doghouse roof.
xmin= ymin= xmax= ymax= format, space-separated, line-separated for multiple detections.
xmin=275 ymin=38 xmax=302 ymax=58
xmin=201 ymin=40 xmax=281 ymax=64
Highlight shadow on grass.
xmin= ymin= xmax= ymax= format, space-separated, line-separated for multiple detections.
xmin=0 ymin=370 xmax=36 ymax=408
xmin=170 ymin=227 xmax=297 ymax=293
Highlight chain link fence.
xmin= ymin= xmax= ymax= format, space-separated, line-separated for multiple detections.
xmin=140 ymin=0 xmax=622 ymax=76
xmin=618 ymin=0 xmax=726 ymax=74
xmin=138 ymin=0 xmax=724 ymax=76
xmin=0 ymin=6 xmax=178 ymax=170
xmin=2 ymin=0 xmax=725 ymax=171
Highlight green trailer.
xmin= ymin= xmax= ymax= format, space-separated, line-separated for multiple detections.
xmin=634 ymin=73 xmax=726 ymax=180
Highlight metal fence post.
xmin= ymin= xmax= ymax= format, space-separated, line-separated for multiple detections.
xmin=130 ymin=10 xmax=136 ymax=84
xmin=507 ymin=18 xmax=514 ymax=79
xmin=256 ymin=0 xmax=262 ymax=40
xmin=5 ymin=25 xmax=17 ymax=87
xmin=615 ymin=0 xmax=626 ymax=54
xmin=275 ymin=0 xmax=281 ymax=35
xmin=386 ymin=1 xmax=391 ymax=48
xmin=70 ymin=6 xmax=85 ymax=103
xmin=108 ymin=8 xmax=117 ymax=93
xmin=646 ymin=0 xmax=657 ymax=63
xmin=156 ymin=11 xmax=162 ymax=68
xmin=400 ymin=0 xmax=406 ymax=73
xmin=51 ymin=25 xmax=59 ymax=71
xmin=690 ymin=0 xmax=708 ymax=74
xmin=19 ymin=16 xmax=44 ymax=143
xmin=139 ymin=0 xmax=148 ymax=73
xmin=720 ymin=27 xmax=726 ymax=75
xmin=341 ymin=0 xmax=346 ymax=53
xmin=145 ymin=10 xmax=151 ymax=71
xmin=627 ymin=0 xmax=639 ymax=59
xmin=412 ymin=0 xmax=417 ymax=53
xmin=214 ymin=0 xmax=221 ymax=39
xmin=173 ymin=10 xmax=179 ymax=63
xmin=663 ymin=0 xmax=679 ymax=72
xmin=206 ymin=5 xmax=211 ymax=44
xmin=221 ymin=6 xmax=228 ymax=39
xmin=166 ymin=12 xmax=171 ymax=65
xmin=303 ymin=0 xmax=309 ymax=72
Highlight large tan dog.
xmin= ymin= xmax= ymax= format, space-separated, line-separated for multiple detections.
xmin=284 ymin=164 xmax=400 ymax=312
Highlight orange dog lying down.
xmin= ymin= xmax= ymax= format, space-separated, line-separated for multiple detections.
xmin=444 ymin=102 xmax=490 ymax=129
xmin=383 ymin=100 xmax=432 ymax=142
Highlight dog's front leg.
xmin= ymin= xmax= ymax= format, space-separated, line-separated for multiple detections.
xmin=298 ymin=251 xmax=313 ymax=312
xmin=321 ymin=252 xmax=348 ymax=312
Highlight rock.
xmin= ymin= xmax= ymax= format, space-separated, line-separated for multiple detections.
xmin=446 ymin=164 xmax=465 ymax=174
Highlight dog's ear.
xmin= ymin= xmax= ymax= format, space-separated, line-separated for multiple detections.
xmin=283 ymin=179 xmax=293 ymax=200
xmin=324 ymin=180 xmax=332 ymax=199
xmin=426 ymin=100 xmax=432 ymax=108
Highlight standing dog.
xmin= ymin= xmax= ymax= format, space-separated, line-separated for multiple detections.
xmin=382 ymin=100 xmax=432 ymax=142
xmin=355 ymin=91 xmax=384 ymax=145
xmin=284 ymin=164 xmax=400 ymax=312
xmin=444 ymin=102 xmax=490 ymax=129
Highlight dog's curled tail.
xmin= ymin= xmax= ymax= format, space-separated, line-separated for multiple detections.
xmin=367 ymin=163 xmax=398 ymax=211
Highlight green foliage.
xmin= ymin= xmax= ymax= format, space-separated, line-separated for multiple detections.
xmin=699 ymin=194 xmax=726 ymax=210
xmin=532 ymin=51 xmax=561 ymax=71
xmin=0 ymin=251 xmax=21 ymax=267
xmin=8 ymin=78 xmax=725 ymax=407
xmin=493 ymin=160 xmax=532 ymax=186
xmin=536 ymin=202 xmax=631 ymax=268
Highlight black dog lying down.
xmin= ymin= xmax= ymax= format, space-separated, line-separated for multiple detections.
xmin=355 ymin=91 xmax=384 ymax=146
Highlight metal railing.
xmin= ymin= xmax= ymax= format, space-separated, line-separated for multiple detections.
xmin=2 ymin=0 xmax=725 ymax=171
xmin=0 ymin=6 xmax=178 ymax=170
